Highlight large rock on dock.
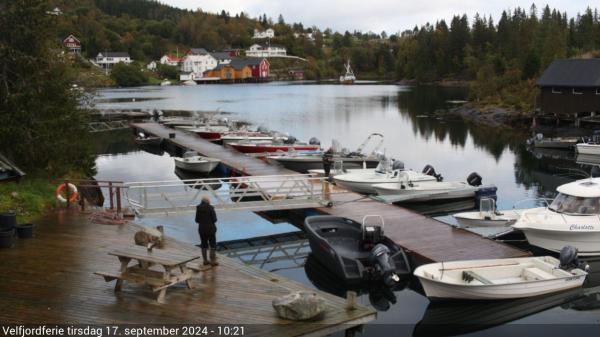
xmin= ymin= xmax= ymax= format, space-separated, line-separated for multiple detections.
xmin=272 ymin=291 xmax=325 ymax=321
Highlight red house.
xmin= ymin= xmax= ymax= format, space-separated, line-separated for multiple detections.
xmin=245 ymin=57 xmax=270 ymax=80
xmin=63 ymin=34 xmax=81 ymax=54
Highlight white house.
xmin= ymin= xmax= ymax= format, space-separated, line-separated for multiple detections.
xmin=246 ymin=44 xmax=287 ymax=57
xmin=146 ymin=61 xmax=157 ymax=70
xmin=160 ymin=54 xmax=182 ymax=67
xmin=95 ymin=52 xmax=132 ymax=69
xmin=253 ymin=28 xmax=275 ymax=39
xmin=179 ymin=48 xmax=218 ymax=80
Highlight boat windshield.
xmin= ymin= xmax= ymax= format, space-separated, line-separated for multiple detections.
xmin=549 ymin=193 xmax=600 ymax=215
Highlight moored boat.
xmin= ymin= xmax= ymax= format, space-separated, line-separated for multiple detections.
xmin=228 ymin=139 xmax=321 ymax=154
xmin=454 ymin=198 xmax=525 ymax=227
xmin=339 ymin=59 xmax=356 ymax=84
xmin=134 ymin=135 xmax=162 ymax=146
xmin=576 ymin=143 xmax=600 ymax=155
xmin=173 ymin=152 xmax=220 ymax=173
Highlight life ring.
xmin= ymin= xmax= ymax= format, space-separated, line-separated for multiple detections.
xmin=56 ymin=183 xmax=79 ymax=203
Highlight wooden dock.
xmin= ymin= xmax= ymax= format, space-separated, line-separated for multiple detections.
xmin=0 ymin=211 xmax=375 ymax=336
xmin=132 ymin=122 xmax=530 ymax=263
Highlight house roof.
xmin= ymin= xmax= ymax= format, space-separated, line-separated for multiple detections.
xmin=188 ymin=48 xmax=209 ymax=55
xmin=537 ymin=59 xmax=600 ymax=87
xmin=210 ymin=52 xmax=232 ymax=60
xmin=63 ymin=34 xmax=80 ymax=44
xmin=162 ymin=55 xmax=182 ymax=62
xmin=98 ymin=52 xmax=130 ymax=58
xmin=210 ymin=57 xmax=266 ymax=71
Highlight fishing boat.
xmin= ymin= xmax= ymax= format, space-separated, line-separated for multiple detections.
xmin=372 ymin=172 xmax=490 ymax=203
xmin=453 ymin=198 xmax=524 ymax=227
xmin=134 ymin=133 xmax=162 ymax=146
xmin=575 ymin=130 xmax=600 ymax=155
xmin=227 ymin=138 xmax=321 ymax=154
xmin=304 ymin=215 xmax=411 ymax=286
xmin=173 ymin=151 xmax=220 ymax=173
xmin=186 ymin=125 xmax=231 ymax=141
xmin=512 ymin=177 xmax=600 ymax=256
xmin=333 ymin=160 xmax=438 ymax=194
xmin=414 ymin=252 xmax=588 ymax=300
xmin=528 ymin=134 xmax=579 ymax=149
xmin=339 ymin=59 xmax=356 ymax=84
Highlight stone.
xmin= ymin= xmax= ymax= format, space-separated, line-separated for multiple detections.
xmin=272 ymin=291 xmax=325 ymax=321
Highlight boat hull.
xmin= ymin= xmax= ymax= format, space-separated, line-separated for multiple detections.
xmin=134 ymin=137 xmax=162 ymax=146
xmin=228 ymin=143 xmax=320 ymax=154
xmin=517 ymin=228 xmax=600 ymax=256
xmin=174 ymin=157 xmax=220 ymax=173
xmin=576 ymin=143 xmax=600 ymax=155
xmin=271 ymin=157 xmax=378 ymax=173
xmin=373 ymin=182 xmax=477 ymax=202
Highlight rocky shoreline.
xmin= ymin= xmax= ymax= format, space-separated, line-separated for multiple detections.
xmin=436 ymin=103 xmax=532 ymax=130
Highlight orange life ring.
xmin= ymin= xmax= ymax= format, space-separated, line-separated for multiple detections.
xmin=56 ymin=183 xmax=79 ymax=203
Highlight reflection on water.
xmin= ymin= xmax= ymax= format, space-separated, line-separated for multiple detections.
xmin=92 ymin=84 xmax=600 ymax=335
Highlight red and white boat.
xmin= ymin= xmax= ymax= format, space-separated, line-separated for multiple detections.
xmin=187 ymin=125 xmax=231 ymax=140
xmin=228 ymin=140 xmax=320 ymax=154
xmin=220 ymin=131 xmax=279 ymax=145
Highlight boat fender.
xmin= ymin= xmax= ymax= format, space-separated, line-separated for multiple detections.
xmin=55 ymin=183 xmax=78 ymax=203
xmin=559 ymin=245 xmax=590 ymax=272
xmin=467 ymin=172 xmax=483 ymax=186
xmin=369 ymin=244 xmax=400 ymax=287
xmin=309 ymin=137 xmax=321 ymax=145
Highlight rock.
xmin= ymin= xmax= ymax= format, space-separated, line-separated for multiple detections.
xmin=272 ymin=291 xmax=325 ymax=321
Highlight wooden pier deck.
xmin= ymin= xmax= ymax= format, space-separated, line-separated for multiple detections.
xmin=0 ymin=211 xmax=375 ymax=336
xmin=132 ymin=122 xmax=530 ymax=263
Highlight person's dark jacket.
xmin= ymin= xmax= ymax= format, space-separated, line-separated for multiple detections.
xmin=195 ymin=201 xmax=217 ymax=234
xmin=322 ymin=150 xmax=334 ymax=165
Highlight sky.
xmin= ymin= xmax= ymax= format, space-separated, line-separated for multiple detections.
xmin=161 ymin=0 xmax=593 ymax=34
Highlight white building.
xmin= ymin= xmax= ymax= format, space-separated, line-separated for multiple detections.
xmin=253 ymin=28 xmax=275 ymax=39
xmin=246 ymin=44 xmax=287 ymax=57
xmin=160 ymin=54 xmax=182 ymax=67
xmin=95 ymin=52 xmax=132 ymax=69
xmin=179 ymin=48 xmax=218 ymax=80
xmin=146 ymin=61 xmax=157 ymax=70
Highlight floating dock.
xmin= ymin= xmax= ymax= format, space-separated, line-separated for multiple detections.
xmin=132 ymin=122 xmax=530 ymax=264
xmin=0 ymin=211 xmax=375 ymax=336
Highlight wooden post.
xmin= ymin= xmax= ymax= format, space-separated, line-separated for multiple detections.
xmin=108 ymin=182 xmax=114 ymax=210
xmin=65 ymin=180 xmax=70 ymax=209
xmin=116 ymin=186 xmax=122 ymax=213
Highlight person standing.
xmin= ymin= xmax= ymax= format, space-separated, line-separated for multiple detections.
xmin=322 ymin=147 xmax=334 ymax=178
xmin=195 ymin=196 xmax=219 ymax=266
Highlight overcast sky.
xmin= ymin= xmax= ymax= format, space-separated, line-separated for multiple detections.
xmin=161 ymin=1 xmax=593 ymax=33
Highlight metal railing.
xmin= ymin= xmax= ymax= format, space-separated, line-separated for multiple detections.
xmin=125 ymin=174 xmax=332 ymax=216
xmin=88 ymin=120 xmax=130 ymax=133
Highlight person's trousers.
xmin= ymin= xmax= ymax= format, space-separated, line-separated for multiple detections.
xmin=199 ymin=232 xmax=217 ymax=249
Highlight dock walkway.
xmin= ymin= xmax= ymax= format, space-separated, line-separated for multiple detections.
xmin=0 ymin=211 xmax=374 ymax=336
xmin=132 ymin=122 xmax=530 ymax=263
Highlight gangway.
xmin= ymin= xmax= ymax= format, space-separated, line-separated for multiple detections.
xmin=88 ymin=120 xmax=130 ymax=132
xmin=125 ymin=174 xmax=332 ymax=216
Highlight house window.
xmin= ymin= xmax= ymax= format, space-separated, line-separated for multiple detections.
xmin=552 ymin=88 xmax=562 ymax=94
xmin=573 ymin=88 xmax=583 ymax=95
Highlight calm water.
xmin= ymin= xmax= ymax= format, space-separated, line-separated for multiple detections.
xmin=92 ymin=83 xmax=599 ymax=335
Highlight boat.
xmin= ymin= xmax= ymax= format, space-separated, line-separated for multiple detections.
xmin=528 ymin=134 xmax=579 ymax=149
xmin=512 ymin=177 xmax=600 ymax=255
xmin=413 ymin=253 xmax=588 ymax=300
xmin=186 ymin=125 xmax=231 ymax=141
xmin=182 ymin=80 xmax=197 ymax=86
xmin=333 ymin=160 xmax=438 ymax=194
xmin=267 ymin=134 xmax=383 ymax=173
xmin=304 ymin=215 xmax=411 ymax=285
xmin=173 ymin=151 xmax=220 ymax=173
xmin=227 ymin=138 xmax=321 ymax=154
xmin=220 ymin=131 xmax=278 ymax=145
xmin=339 ymin=59 xmax=356 ymax=84
xmin=160 ymin=80 xmax=172 ymax=86
xmin=576 ymin=143 xmax=600 ymax=155
xmin=453 ymin=198 xmax=524 ymax=227
xmin=134 ymin=133 xmax=162 ymax=146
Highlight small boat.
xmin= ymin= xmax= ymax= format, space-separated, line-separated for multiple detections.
xmin=528 ymin=134 xmax=579 ymax=149
xmin=454 ymin=198 xmax=524 ymax=227
xmin=414 ymin=251 xmax=588 ymax=300
xmin=228 ymin=139 xmax=321 ymax=154
xmin=186 ymin=125 xmax=231 ymax=140
xmin=372 ymin=172 xmax=493 ymax=203
xmin=220 ymin=131 xmax=277 ymax=145
xmin=576 ymin=143 xmax=600 ymax=155
xmin=333 ymin=160 xmax=438 ymax=194
xmin=160 ymin=80 xmax=172 ymax=86
xmin=339 ymin=59 xmax=356 ymax=84
xmin=305 ymin=215 xmax=411 ymax=285
xmin=173 ymin=151 xmax=220 ymax=173
xmin=182 ymin=80 xmax=197 ymax=86
xmin=134 ymin=132 xmax=162 ymax=146
xmin=512 ymin=177 xmax=600 ymax=255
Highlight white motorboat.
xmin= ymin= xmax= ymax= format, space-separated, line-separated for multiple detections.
xmin=134 ymin=132 xmax=162 ymax=146
xmin=339 ymin=59 xmax=356 ymax=84
xmin=182 ymin=79 xmax=197 ymax=86
xmin=160 ymin=80 xmax=172 ymax=86
xmin=529 ymin=134 xmax=579 ymax=149
xmin=454 ymin=199 xmax=525 ymax=227
xmin=372 ymin=172 xmax=489 ymax=203
xmin=333 ymin=160 xmax=438 ymax=194
xmin=576 ymin=143 xmax=600 ymax=155
xmin=513 ymin=177 xmax=600 ymax=256
xmin=173 ymin=152 xmax=220 ymax=173
xmin=414 ymin=255 xmax=587 ymax=300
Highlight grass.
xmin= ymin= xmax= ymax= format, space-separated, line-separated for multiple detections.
xmin=0 ymin=178 xmax=58 ymax=223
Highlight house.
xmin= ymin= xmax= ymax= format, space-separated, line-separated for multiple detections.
xmin=246 ymin=44 xmax=287 ymax=57
xmin=63 ymin=35 xmax=81 ymax=54
xmin=95 ymin=52 xmax=132 ymax=69
xmin=160 ymin=54 xmax=182 ymax=67
xmin=223 ymin=48 xmax=242 ymax=57
xmin=536 ymin=59 xmax=600 ymax=117
xmin=210 ymin=52 xmax=233 ymax=65
xmin=203 ymin=58 xmax=269 ymax=82
xmin=146 ymin=61 xmax=157 ymax=70
xmin=180 ymin=48 xmax=218 ymax=80
xmin=253 ymin=28 xmax=275 ymax=39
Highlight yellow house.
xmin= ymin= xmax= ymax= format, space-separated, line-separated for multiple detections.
xmin=204 ymin=59 xmax=254 ymax=81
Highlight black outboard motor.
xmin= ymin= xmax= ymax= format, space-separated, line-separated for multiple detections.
xmin=591 ymin=166 xmax=600 ymax=178
xmin=559 ymin=245 xmax=589 ymax=271
xmin=467 ymin=172 xmax=483 ymax=186
xmin=283 ymin=136 xmax=297 ymax=144
xmin=369 ymin=244 xmax=400 ymax=286
xmin=309 ymin=137 xmax=321 ymax=145
xmin=362 ymin=225 xmax=383 ymax=250
xmin=422 ymin=164 xmax=443 ymax=182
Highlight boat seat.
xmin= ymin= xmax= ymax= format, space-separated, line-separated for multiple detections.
xmin=522 ymin=267 xmax=555 ymax=281
xmin=462 ymin=270 xmax=493 ymax=285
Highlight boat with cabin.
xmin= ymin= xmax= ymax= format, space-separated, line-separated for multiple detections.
xmin=339 ymin=59 xmax=356 ymax=84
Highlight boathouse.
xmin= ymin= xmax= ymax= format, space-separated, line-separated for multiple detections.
xmin=536 ymin=58 xmax=600 ymax=118
xmin=203 ymin=58 xmax=269 ymax=82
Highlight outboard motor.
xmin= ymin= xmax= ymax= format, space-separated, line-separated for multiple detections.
xmin=392 ymin=160 xmax=405 ymax=171
xmin=559 ymin=245 xmax=590 ymax=271
xmin=467 ymin=172 xmax=483 ymax=186
xmin=591 ymin=166 xmax=600 ymax=178
xmin=257 ymin=125 xmax=269 ymax=133
xmin=362 ymin=225 xmax=383 ymax=250
xmin=369 ymin=244 xmax=400 ymax=287
xmin=283 ymin=136 xmax=297 ymax=144
xmin=422 ymin=164 xmax=443 ymax=182
xmin=309 ymin=137 xmax=321 ymax=145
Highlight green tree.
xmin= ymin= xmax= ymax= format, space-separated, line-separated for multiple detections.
xmin=0 ymin=0 xmax=94 ymax=176
xmin=110 ymin=63 xmax=148 ymax=86
xmin=156 ymin=64 xmax=178 ymax=79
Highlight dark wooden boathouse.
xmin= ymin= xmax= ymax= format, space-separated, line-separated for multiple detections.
xmin=536 ymin=58 xmax=600 ymax=120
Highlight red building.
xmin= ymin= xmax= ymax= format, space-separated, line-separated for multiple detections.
xmin=246 ymin=57 xmax=270 ymax=80
xmin=63 ymin=35 xmax=81 ymax=54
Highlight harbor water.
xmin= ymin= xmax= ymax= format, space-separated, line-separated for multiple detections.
xmin=93 ymin=83 xmax=600 ymax=335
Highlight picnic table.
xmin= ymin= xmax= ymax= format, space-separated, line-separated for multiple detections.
xmin=95 ymin=245 xmax=202 ymax=303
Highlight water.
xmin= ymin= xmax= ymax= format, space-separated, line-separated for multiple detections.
xmin=92 ymin=83 xmax=600 ymax=335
